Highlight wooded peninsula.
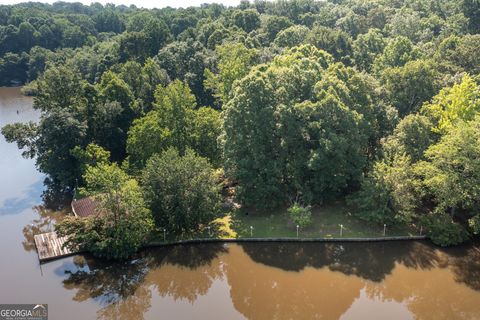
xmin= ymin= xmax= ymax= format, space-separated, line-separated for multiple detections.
xmin=1 ymin=0 xmax=480 ymax=259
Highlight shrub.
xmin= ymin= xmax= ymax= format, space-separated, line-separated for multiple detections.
xmin=288 ymin=203 xmax=312 ymax=228
xmin=422 ymin=215 xmax=469 ymax=246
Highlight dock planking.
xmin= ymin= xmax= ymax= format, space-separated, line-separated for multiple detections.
xmin=34 ymin=231 xmax=77 ymax=262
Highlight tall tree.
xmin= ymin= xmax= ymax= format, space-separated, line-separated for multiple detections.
xmin=141 ymin=148 xmax=221 ymax=235
xmin=127 ymin=80 xmax=221 ymax=168
xmin=382 ymin=59 xmax=440 ymax=116
xmin=422 ymin=75 xmax=480 ymax=133
xmin=204 ymin=42 xmax=257 ymax=105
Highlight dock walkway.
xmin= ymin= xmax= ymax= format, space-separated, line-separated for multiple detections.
xmin=34 ymin=232 xmax=76 ymax=262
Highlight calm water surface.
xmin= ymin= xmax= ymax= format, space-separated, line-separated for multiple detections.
xmin=1 ymin=87 xmax=480 ymax=320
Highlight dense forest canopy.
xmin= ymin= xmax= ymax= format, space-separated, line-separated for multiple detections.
xmin=2 ymin=0 xmax=480 ymax=252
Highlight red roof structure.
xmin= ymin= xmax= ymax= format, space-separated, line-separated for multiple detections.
xmin=71 ymin=197 xmax=100 ymax=218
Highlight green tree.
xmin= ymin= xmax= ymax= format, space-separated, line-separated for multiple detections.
xmin=204 ymin=42 xmax=257 ymax=104
xmin=152 ymin=79 xmax=195 ymax=153
xmin=349 ymin=155 xmax=420 ymax=225
xmin=61 ymin=24 xmax=87 ymax=48
xmin=223 ymin=69 xmax=284 ymax=207
xmin=191 ymin=107 xmax=222 ymax=166
xmin=157 ymin=40 xmax=213 ymax=106
xmin=421 ymin=75 xmax=480 ymax=133
xmin=27 ymin=46 xmax=54 ymax=80
xmin=56 ymin=162 xmax=154 ymax=259
xmin=142 ymin=18 xmax=172 ymax=56
xmin=118 ymin=59 xmax=169 ymax=111
xmin=71 ymin=143 xmax=111 ymax=176
xmin=127 ymin=80 xmax=221 ymax=168
xmin=126 ymin=110 xmax=170 ymax=169
xmin=96 ymin=70 xmax=137 ymax=159
xmin=232 ymin=9 xmax=261 ymax=33
xmin=382 ymin=59 xmax=440 ymax=116
xmin=306 ymin=26 xmax=352 ymax=62
xmin=0 ymin=52 xmax=29 ymax=85
xmin=273 ymin=25 xmax=309 ymax=48
xmin=421 ymin=214 xmax=469 ymax=246
xmin=383 ymin=114 xmax=437 ymax=162
xmin=336 ymin=12 xmax=367 ymax=38
xmin=416 ymin=117 xmax=480 ymax=220
xmin=388 ymin=8 xmax=423 ymax=42
xmin=138 ymin=58 xmax=169 ymax=109
xmin=462 ymin=0 xmax=480 ymax=33
xmin=352 ymin=28 xmax=386 ymax=72
xmin=373 ymin=36 xmax=420 ymax=72
xmin=264 ymin=15 xmax=292 ymax=41
xmin=118 ymin=31 xmax=149 ymax=62
xmin=94 ymin=9 xmax=125 ymax=33
xmin=278 ymin=96 xmax=368 ymax=203
xmin=141 ymin=148 xmax=221 ymax=235
xmin=434 ymin=35 xmax=480 ymax=75
xmin=17 ymin=21 xmax=37 ymax=52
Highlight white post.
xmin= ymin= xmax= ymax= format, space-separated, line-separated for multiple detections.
xmin=163 ymin=228 xmax=166 ymax=242
xmin=208 ymin=226 xmax=211 ymax=237
xmin=383 ymin=224 xmax=386 ymax=236
xmin=250 ymin=226 xmax=253 ymax=237
xmin=296 ymin=225 xmax=299 ymax=238
xmin=340 ymin=224 xmax=343 ymax=237
xmin=420 ymin=226 xmax=423 ymax=236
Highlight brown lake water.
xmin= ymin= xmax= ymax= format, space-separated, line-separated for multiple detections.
xmin=1 ymin=87 xmax=480 ymax=320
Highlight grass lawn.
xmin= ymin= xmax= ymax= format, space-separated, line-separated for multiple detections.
xmin=232 ymin=201 xmax=419 ymax=239
xmin=148 ymin=201 xmax=421 ymax=243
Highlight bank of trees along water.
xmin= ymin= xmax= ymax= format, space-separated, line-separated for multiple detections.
xmin=2 ymin=0 xmax=480 ymax=258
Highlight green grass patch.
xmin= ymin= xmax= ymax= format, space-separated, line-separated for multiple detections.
xmin=233 ymin=201 xmax=418 ymax=238
xmin=148 ymin=201 xmax=420 ymax=243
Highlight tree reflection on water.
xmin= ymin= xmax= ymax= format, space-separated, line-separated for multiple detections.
xmin=235 ymin=241 xmax=480 ymax=320
xmin=239 ymin=241 xmax=441 ymax=281
xmin=21 ymin=205 xmax=67 ymax=252
xmin=148 ymin=244 xmax=228 ymax=303
xmin=60 ymin=244 xmax=228 ymax=319
xmin=442 ymin=241 xmax=480 ymax=291
xmin=62 ymin=255 xmax=154 ymax=320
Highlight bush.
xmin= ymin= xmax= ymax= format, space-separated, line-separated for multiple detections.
xmin=422 ymin=215 xmax=469 ymax=246
xmin=288 ymin=203 xmax=312 ymax=228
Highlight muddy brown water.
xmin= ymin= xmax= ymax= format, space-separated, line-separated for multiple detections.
xmin=1 ymin=87 xmax=479 ymax=320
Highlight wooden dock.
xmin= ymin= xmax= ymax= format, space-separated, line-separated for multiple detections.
xmin=34 ymin=232 xmax=76 ymax=262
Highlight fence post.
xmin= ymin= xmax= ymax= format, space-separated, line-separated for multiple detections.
xmin=383 ymin=224 xmax=386 ymax=236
